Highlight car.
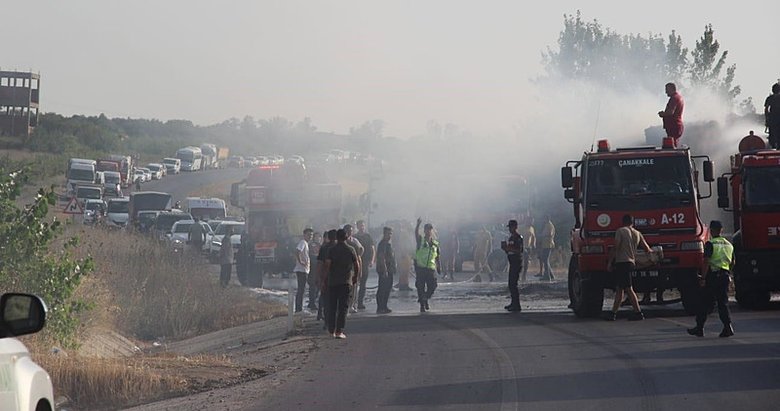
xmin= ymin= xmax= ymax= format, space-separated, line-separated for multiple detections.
xmin=83 ymin=199 xmax=107 ymax=225
xmin=208 ymin=221 xmax=245 ymax=263
xmin=106 ymin=197 xmax=130 ymax=228
xmin=245 ymin=156 xmax=259 ymax=167
xmin=133 ymin=168 xmax=146 ymax=183
xmin=256 ymin=156 xmax=270 ymax=166
xmin=0 ymin=293 xmax=55 ymax=411
xmin=146 ymin=164 xmax=164 ymax=180
xmin=162 ymin=157 xmax=181 ymax=174
xmin=136 ymin=210 xmax=159 ymax=233
xmin=168 ymin=220 xmax=213 ymax=252
xmin=138 ymin=167 xmax=152 ymax=182
xmin=152 ymin=211 xmax=193 ymax=239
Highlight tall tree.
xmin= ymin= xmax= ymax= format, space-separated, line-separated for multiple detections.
xmin=689 ymin=24 xmax=740 ymax=102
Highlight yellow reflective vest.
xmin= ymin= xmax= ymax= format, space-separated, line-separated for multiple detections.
xmin=415 ymin=238 xmax=439 ymax=270
xmin=708 ymin=236 xmax=734 ymax=271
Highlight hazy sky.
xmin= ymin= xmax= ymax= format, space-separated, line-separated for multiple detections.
xmin=3 ymin=1 xmax=778 ymax=137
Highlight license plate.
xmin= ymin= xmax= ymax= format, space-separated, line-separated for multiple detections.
xmin=633 ymin=270 xmax=659 ymax=278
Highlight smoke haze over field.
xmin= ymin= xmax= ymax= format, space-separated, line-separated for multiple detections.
xmin=2 ymin=1 xmax=778 ymax=139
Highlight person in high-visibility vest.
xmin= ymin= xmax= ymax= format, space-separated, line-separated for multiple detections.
xmin=688 ymin=220 xmax=735 ymax=338
xmin=414 ymin=217 xmax=441 ymax=313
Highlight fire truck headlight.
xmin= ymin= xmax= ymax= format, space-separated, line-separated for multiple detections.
xmin=680 ymin=241 xmax=704 ymax=251
xmin=581 ymin=245 xmax=605 ymax=254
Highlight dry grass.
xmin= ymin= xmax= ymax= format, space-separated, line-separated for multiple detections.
xmin=36 ymin=353 xmax=252 ymax=410
xmin=27 ymin=225 xmax=285 ymax=409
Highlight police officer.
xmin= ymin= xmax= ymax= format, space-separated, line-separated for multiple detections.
xmin=414 ymin=217 xmax=441 ymax=313
xmin=687 ymin=220 xmax=735 ymax=338
xmin=501 ymin=220 xmax=524 ymax=312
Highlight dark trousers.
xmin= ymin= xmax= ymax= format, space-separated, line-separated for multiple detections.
xmin=769 ymin=123 xmax=779 ymax=149
xmin=327 ymin=284 xmax=351 ymax=333
xmin=377 ymin=272 xmax=394 ymax=310
xmin=295 ymin=271 xmax=307 ymax=312
xmin=696 ymin=271 xmax=732 ymax=327
xmin=415 ymin=266 xmax=437 ymax=304
xmin=357 ymin=263 xmax=370 ymax=307
xmin=220 ymin=264 xmax=232 ymax=287
xmin=508 ymin=254 xmax=522 ymax=307
xmin=307 ymin=271 xmax=319 ymax=309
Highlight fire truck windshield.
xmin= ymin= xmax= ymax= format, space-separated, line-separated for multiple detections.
xmin=744 ymin=167 xmax=780 ymax=209
xmin=585 ymin=156 xmax=694 ymax=210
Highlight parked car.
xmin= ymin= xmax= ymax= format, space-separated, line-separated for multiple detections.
xmin=152 ymin=211 xmax=193 ymax=239
xmin=168 ymin=220 xmax=213 ymax=252
xmin=0 ymin=293 xmax=55 ymax=411
xmin=208 ymin=221 xmax=245 ymax=263
xmin=146 ymin=164 xmax=164 ymax=180
xmin=162 ymin=157 xmax=181 ymax=174
xmin=133 ymin=168 xmax=146 ymax=183
xmin=138 ymin=167 xmax=152 ymax=182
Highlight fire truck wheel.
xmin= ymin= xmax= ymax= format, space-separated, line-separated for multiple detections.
xmin=569 ymin=256 xmax=604 ymax=318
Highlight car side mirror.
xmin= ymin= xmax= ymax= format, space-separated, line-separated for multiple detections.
xmin=703 ymin=161 xmax=715 ymax=182
xmin=717 ymin=177 xmax=730 ymax=209
xmin=0 ymin=293 xmax=47 ymax=337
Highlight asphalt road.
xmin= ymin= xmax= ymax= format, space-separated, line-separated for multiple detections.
xmin=250 ymin=305 xmax=780 ymax=411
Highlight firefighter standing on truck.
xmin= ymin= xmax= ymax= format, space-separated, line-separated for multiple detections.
xmin=687 ymin=220 xmax=735 ymax=338
xmin=414 ymin=217 xmax=441 ymax=313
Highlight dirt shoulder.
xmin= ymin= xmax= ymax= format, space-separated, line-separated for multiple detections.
xmin=121 ymin=316 xmax=321 ymax=411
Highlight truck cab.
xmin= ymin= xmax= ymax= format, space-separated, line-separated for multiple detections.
xmin=562 ymin=138 xmax=714 ymax=317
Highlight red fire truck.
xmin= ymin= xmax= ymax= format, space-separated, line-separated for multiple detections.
xmin=716 ymin=131 xmax=780 ymax=308
xmin=230 ymin=164 xmax=342 ymax=287
xmin=561 ymin=138 xmax=714 ymax=317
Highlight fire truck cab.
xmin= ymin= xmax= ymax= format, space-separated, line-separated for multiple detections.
xmin=562 ymin=138 xmax=714 ymax=317
xmin=717 ymin=131 xmax=780 ymax=308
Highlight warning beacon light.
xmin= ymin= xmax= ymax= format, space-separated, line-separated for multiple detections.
xmin=662 ymin=137 xmax=675 ymax=149
xmin=597 ymin=139 xmax=611 ymax=152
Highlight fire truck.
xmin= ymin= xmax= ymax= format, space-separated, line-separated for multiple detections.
xmin=716 ymin=131 xmax=780 ymax=308
xmin=230 ymin=164 xmax=342 ymax=287
xmin=561 ymin=137 xmax=714 ymax=317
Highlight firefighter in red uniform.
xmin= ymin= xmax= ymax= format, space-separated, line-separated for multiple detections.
xmin=658 ymin=82 xmax=684 ymax=147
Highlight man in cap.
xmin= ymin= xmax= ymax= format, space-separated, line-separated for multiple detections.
xmin=414 ymin=217 xmax=441 ymax=312
xmin=501 ymin=219 xmax=524 ymax=312
xmin=688 ymin=220 xmax=735 ymax=338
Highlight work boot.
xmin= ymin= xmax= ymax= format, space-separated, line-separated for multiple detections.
xmin=420 ymin=303 xmax=426 ymax=313
xmin=424 ymin=301 xmax=430 ymax=311
xmin=719 ymin=324 xmax=735 ymax=338
xmin=506 ymin=305 xmax=522 ymax=312
xmin=687 ymin=327 xmax=704 ymax=337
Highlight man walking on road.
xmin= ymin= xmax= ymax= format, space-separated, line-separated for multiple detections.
xmin=188 ymin=217 xmax=206 ymax=254
xmin=324 ymin=229 xmax=360 ymax=339
xmin=414 ymin=218 xmax=441 ymax=313
xmin=688 ymin=220 xmax=735 ymax=338
xmin=501 ymin=219 xmax=524 ymax=312
xmin=317 ymin=230 xmax=337 ymax=323
xmin=607 ymin=214 xmax=652 ymax=321
xmin=353 ymin=220 xmax=375 ymax=311
xmin=294 ymin=228 xmax=314 ymax=312
xmin=538 ymin=215 xmax=556 ymax=281
xmin=375 ymin=226 xmax=396 ymax=314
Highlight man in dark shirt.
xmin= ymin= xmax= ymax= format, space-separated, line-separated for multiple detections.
xmin=765 ymin=83 xmax=780 ymax=149
xmin=325 ymin=229 xmax=360 ymax=339
xmin=316 ymin=230 xmax=336 ymax=322
xmin=501 ymin=220 xmax=524 ymax=312
xmin=353 ymin=220 xmax=376 ymax=310
xmin=658 ymin=82 xmax=684 ymax=147
xmin=375 ymin=227 xmax=397 ymax=314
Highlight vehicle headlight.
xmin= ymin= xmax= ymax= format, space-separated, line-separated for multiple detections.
xmin=172 ymin=238 xmax=184 ymax=245
xmin=681 ymin=241 xmax=704 ymax=251
xmin=581 ymin=245 xmax=605 ymax=254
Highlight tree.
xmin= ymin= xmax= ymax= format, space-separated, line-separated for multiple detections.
xmin=689 ymin=24 xmax=740 ymax=103
xmin=349 ymin=119 xmax=385 ymax=139
xmin=0 ymin=169 xmax=92 ymax=346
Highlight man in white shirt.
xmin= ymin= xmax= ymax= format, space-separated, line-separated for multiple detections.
xmin=294 ymin=228 xmax=314 ymax=312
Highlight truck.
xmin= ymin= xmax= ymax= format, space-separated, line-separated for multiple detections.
xmin=185 ymin=197 xmax=227 ymax=220
xmin=66 ymin=158 xmax=97 ymax=194
xmin=200 ymin=143 xmax=218 ymax=169
xmin=561 ymin=137 xmax=714 ymax=317
xmin=716 ymin=131 xmax=780 ymax=308
xmin=176 ymin=146 xmax=202 ymax=172
xmin=107 ymin=154 xmax=134 ymax=187
xmin=230 ymin=164 xmax=342 ymax=287
xmin=216 ymin=146 xmax=230 ymax=168
xmin=129 ymin=191 xmax=173 ymax=224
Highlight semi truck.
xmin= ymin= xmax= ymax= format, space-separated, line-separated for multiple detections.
xmin=66 ymin=158 xmax=97 ymax=194
xmin=200 ymin=143 xmax=218 ymax=169
xmin=230 ymin=164 xmax=342 ymax=287
xmin=216 ymin=146 xmax=230 ymax=168
xmin=716 ymin=131 xmax=780 ymax=308
xmin=561 ymin=137 xmax=714 ymax=317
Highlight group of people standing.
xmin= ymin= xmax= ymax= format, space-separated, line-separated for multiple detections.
xmin=292 ymin=220 xmax=396 ymax=339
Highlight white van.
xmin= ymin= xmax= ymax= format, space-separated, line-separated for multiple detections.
xmin=106 ymin=197 xmax=131 ymax=228
xmin=162 ymin=157 xmax=181 ymax=174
